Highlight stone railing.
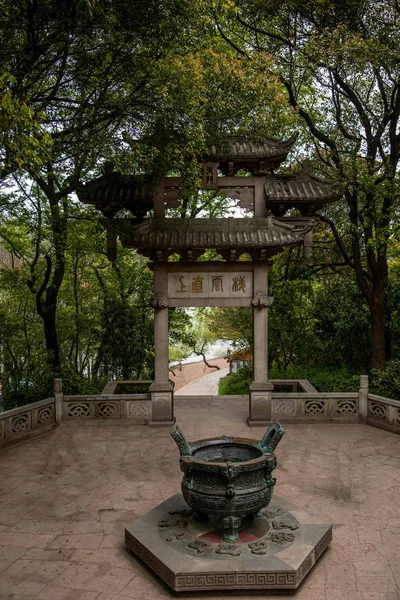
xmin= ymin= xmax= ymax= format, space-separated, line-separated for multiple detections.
xmin=63 ymin=394 xmax=151 ymax=422
xmin=366 ymin=393 xmax=400 ymax=435
xmin=269 ymin=392 xmax=359 ymax=422
xmin=2 ymin=376 xmax=399 ymax=448
xmin=59 ymin=379 xmax=152 ymax=424
xmin=0 ymin=397 xmax=56 ymax=448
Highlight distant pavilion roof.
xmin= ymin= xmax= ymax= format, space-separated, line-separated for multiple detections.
xmin=105 ymin=217 xmax=314 ymax=261
xmin=203 ymin=135 xmax=297 ymax=175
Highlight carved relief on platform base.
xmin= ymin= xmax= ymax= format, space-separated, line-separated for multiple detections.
xmin=125 ymin=493 xmax=332 ymax=592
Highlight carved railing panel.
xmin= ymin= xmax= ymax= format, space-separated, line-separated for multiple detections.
xmin=63 ymin=394 xmax=151 ymax=421
xmin=97 ymin=401 xmax=120 ymax=418
xmin=11 ymin=412 xmax=30 ymax=435
xmin=66 ymin=402 xmax=92 ymax=418
xmin=367 ymin=393 xmax=400 ymax=435
xmin=0 ymin=399 xmax=55 ymax=448
xmin=336 ymin=399 xmax=357 ymax=415
xmin=129 ymin=400 xmax=151 ymax=418
xmin=369 ymin=401 xmax=387 ymax=420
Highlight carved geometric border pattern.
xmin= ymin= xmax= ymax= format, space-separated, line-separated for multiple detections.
xmin=38 ymin=405 xmax=54 ymax=425
xmin=304 ymin=400 xmax=325 ymax=415
xmin=314 ymin=527 xmax=333 ymax=561
xmin=11 ymin=413 xmax=30 ymax=435
xmin=296 ymin=553 xmax=315 ymax=583
xmin=336 ymin=400 xmax=357 ymax=415
xmin=175 ymin=571 xmax=298 ymax=590
xmin=67 ymin=403 xmax=91 ymax=418
xmin=126 ymin=529 xmax=305 ymax=590
xmin=369 ymin=401 xmax=387 ymax=420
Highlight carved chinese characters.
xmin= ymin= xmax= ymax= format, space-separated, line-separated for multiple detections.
xmin=168 ymin=271 xmax=252 ymax=300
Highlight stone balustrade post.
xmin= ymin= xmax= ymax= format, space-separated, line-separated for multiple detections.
xmin=54 ymin=378 xmax=64 ymax=423
xmin=358 ymin=375 xmax=369 ymax=420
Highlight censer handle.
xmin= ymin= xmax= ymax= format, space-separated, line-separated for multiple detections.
xmin=170 ymin=424 xmax=192 ymax=456
xmin=259 ymin=422 xmax=285 ymax=453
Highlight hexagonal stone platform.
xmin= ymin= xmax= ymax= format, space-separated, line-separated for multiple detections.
xmin=125 ymin=493 xmax=332 ymax=592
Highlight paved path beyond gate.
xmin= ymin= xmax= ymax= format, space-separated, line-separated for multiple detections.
xmin=174 ymin=367 xmax=229 ymax=396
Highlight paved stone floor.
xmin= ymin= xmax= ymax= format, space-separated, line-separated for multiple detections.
xmin=1 ymin=396 xmax=400 ymax=600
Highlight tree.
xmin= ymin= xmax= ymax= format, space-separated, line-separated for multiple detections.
xmin=214 ymin=0 xmax=400 ymax=368
xmin=1 ymin=0 xmax=295 ymax=377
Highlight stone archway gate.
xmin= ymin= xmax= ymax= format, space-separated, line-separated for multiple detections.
xmin=77 ymin=136 xmax=340 ymax=426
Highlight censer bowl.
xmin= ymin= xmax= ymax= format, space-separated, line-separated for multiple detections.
xmin=170 ymin=423 xmax=285 ymax=543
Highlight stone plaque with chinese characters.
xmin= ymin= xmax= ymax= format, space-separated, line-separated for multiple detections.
xmin=167 ymin=268 xmax=253 ymax=307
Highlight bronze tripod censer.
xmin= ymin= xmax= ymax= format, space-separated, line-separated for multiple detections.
xmin=170 ymin=423 xmax=285 ymax=543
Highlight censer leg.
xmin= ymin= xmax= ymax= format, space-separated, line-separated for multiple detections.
xmin=222 ymin=515 xmax=242 ymax=543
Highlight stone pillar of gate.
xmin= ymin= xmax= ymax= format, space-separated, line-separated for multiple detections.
xmin=149 ymin=263 xmax=175 ymax=427
xmin=248 ymin=261 xmax=273 ymax=426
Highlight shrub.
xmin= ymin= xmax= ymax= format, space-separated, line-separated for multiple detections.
xmin=269 ymin=366 xmax=361 ymax=393
xmin=219 ymin=366 xmax=252 ymax=395
xmin=218 ymin=365 xmax=361 ymax=395
xmin=370 ymin=360 xmax=400 ymax=400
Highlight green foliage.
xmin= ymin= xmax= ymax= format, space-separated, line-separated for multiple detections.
xmin=218 ymin=366 xmax=252 ymax=395
xmin=211 ymin=253 xmax=371 ymax=373
xmin=269 ymin=366 xmax=361 ymax=393
xmin=216 ymin=0 xmax=400 ymax=368
xmin=269 ymin=274 xmax=315 ymax=370
xmin=95 ymin=297 xmax=154 ymax=380
xmin=312 ymin=276 xmax=371 ymax=369
xmin=59 ymin=368 xmax=107 ymax=397
xmin=218 ymin=365 xmax=361 ymax=395
xmin=209 ymin=307 xmax=252 ymax=350
xmin=370 ymin=361 xmax=400 ymax=401
xmin=0 ymin=73 xmax=52 ymax=175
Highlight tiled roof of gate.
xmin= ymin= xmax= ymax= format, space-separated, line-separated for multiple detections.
xmin=205 ymin=136 xmax=297 ymax=161
xmin=264 ymin=173 xmax=341 ymax=202
xmin=107 ymin=217 xmax=313 ymax=250
xmin=203 ymin=136 xmax=298 ymax=174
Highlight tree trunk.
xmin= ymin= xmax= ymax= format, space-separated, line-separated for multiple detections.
xmin=368 ymin=295 xmax=386 ymax=370
xmin=42 ymin=306 xmax=61 ymax=374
